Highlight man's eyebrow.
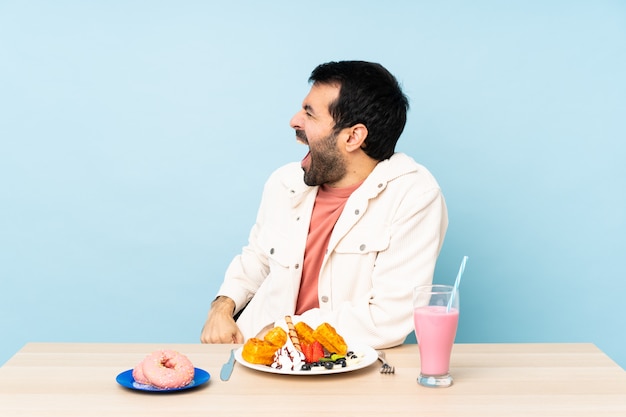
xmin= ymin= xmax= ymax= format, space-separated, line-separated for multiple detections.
xmin=303 ymin=104 xmax=316 ymax=115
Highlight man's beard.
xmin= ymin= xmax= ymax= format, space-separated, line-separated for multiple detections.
xmin=300 ymin=130 xmax=347 ymax=186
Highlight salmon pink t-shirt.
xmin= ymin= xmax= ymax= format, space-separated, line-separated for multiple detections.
xmin=295 ymin=181 xmax=363 ymax=315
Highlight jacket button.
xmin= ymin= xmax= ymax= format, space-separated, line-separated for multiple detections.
xmin=321 ymin=296 xmax=329 ymax=303
xmin=270 ymin=248 xmax=275 ymax=254
xmin=354 ymin=209 xmax=360 ymax=215
xmin=294 ymin=264 xmax=300 ymax=269
xmin=359 ymin=244 xmax=366 ymax=251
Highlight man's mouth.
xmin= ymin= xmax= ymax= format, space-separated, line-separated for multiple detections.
xmin=295 ymin=130 xmax=308 ymax=146
xmin=296 ymin=130 xmax=311 ymax=170
xmin=301 ymin=150 xmax=311 ymax=170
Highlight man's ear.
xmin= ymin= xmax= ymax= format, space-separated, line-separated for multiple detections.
xmin=345 ymin=123 xmax=368 ymax=152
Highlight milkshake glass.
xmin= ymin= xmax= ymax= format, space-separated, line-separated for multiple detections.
xmin=413 ymin=284 xmax=459 ymax=388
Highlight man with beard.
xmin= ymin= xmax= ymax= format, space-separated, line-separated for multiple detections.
xmin=201 ymin=61 xmax=448 ymax=349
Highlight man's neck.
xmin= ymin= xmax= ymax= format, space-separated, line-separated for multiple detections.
xmin=327 ymin=154 xmax=378 ymax=188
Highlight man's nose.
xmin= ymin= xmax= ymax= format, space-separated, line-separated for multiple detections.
xmin=289 ymin=111 xmax=303 ymax=129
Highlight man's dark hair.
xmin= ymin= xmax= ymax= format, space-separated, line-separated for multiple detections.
xmin=309 ymin=61 xmax=409 ymax=161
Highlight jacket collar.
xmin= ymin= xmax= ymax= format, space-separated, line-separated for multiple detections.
xmin=358 ymin=152 xmax=418 ymax=198
xmin=282 ymin=152 xmax=417 ymax=207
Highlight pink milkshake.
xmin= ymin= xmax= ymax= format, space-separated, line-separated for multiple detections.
xmin=413 ymin=284 xmax=459 ymax=387
xmin=413 ymin=306 xmax=459 ymax=375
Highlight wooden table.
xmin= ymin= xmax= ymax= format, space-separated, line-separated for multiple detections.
xmin=1 ymin=342 xmax=625 ymax=416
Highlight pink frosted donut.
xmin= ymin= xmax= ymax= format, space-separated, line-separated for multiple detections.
xmin=132 ymin=361 xmax=150 ymax=385
xmin=141 ymin=350 xmax=195 ymax=389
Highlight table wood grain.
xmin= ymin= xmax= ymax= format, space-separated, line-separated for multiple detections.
xmin=1 ymin=342 xmax=625 ymax=416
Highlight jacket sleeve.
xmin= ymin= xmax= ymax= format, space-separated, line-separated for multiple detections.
xmin=215 ymin=178 xmax=276 ymax=315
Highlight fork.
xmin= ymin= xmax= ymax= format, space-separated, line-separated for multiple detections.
xmin=377 ymin=350 xmax=395 ymax=374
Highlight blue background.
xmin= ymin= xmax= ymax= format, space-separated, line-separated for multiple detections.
xmin=1 ymin=1 xmax=625 ymax=368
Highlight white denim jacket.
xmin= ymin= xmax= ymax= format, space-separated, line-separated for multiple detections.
xmin=217 ymin=152 xmax=448 ymax=348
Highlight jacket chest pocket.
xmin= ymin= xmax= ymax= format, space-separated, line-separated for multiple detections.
xmin=322 ymin=226 xmax=391 ymax=304
xmin=333 ymin=226 xmax=391 ymax=255
xmin=256 ymin=231 xmax=300 ymax=308
xmin=258 ymin=231 xmax=296 ymax=270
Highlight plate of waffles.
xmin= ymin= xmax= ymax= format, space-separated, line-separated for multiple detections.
xmin=234 ymin=343 xmax=377 ymax=375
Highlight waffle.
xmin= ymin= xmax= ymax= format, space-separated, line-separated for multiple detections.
xmin=294 ymin=321 xmax=317 ymax=345
xmin=241 ymin=326 xmax=287 ymax=365
xmin=313 ymin=322 xmax=348 ymax=355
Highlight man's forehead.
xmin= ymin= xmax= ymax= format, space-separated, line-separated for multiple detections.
xmin=302 ymin=82 xmax=340 ymax=114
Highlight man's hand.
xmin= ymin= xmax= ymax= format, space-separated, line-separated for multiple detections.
xmin=200 ymin=296 xmax=244 ymax=344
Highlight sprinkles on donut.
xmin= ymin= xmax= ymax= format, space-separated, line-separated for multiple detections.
xmin=132 ymin=350 xmax=195 ymax=389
